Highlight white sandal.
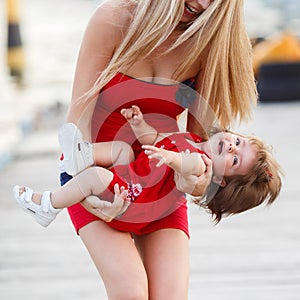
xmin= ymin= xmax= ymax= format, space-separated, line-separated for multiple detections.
xmin=13 ymin=185 xmax=61 ymax=227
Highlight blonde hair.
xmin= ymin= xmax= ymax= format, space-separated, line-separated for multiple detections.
xmin=197 ymin=135 xmax=283 ymax=223
xmin=85 ymin=0 xmax=257 ymax=129
xmin=180 ymin=0 xmax=258 ymax=129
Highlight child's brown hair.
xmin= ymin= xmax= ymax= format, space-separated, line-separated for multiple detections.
xmin=196 ymin=134 xmax=283 ymax=223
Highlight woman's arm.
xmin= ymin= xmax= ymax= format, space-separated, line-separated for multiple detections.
xmin=175 ymin=153 xmax=212 ymax=196
xmin=187 ymin=68 xmax=217 ymax=139
xmin=67 ymin=1 xmax=130 ymax=140
xmin=69 ymin=2 xmax=133 ymax=219
xmin=183 ymin=71 xmax=214 ymax=196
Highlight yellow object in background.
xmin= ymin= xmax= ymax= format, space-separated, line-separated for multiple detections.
xmin=7 ymin=0 xmax=19 ymax=22
xmin=252 ymin=32 xmax=300 ymax=75
xmin=6 ymin=0 xmax=25 ymax=82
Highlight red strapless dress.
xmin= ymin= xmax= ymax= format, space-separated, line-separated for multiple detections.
xmin=67 ymin=73 xmax=195 ymax=237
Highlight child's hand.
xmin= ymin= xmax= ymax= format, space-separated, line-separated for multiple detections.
xmin=121 ymin=105 xmax=143 ymax=126
xmin=142 ymin=145 xmax=172 ymax=167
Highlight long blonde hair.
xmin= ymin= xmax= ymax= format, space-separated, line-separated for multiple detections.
xmin=86 ymin=0 xmax=257 ymax=129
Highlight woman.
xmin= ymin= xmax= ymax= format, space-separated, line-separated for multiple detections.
xmin=60 ymin=0 xmax=257 ymax=299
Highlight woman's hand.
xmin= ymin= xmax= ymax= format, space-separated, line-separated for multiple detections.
xmin=174 ymin=152 xmax=213 ymax=196
xmin=81 ymin=184 xmax=130 ymax=222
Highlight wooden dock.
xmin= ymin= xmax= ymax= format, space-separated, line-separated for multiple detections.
xmin=0 ymin=101 xmax=299 ymax=299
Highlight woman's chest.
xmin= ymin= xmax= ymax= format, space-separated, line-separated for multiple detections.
xmin=121 ymin=44 xmax=200 ymax=84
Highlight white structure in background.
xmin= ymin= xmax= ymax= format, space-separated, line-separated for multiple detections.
xmin=244 ymin=0 xmax=300 ymax=38
xmin=244 ymin=0 xmax=283 ymax=38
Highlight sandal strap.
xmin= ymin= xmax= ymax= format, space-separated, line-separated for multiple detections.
xmin=40 ymin=191 xmax=52 ymax=212
xmin=41 ymin=191 xmax=61 ymax=213
xmin=24 ymin=187 xmax=34 ymax=203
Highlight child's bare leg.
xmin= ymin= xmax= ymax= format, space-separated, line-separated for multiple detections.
xmin=15 ymin=166 xmax=113 ymax=209
xmin=13 ymin=167 xmax=129 ymax=227
xmin=51 ymin=166 xmax=114 ymax=208
xmin=93 ymin=141 xmax=134 ymax=167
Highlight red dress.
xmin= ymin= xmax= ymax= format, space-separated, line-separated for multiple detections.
xmin=102 ymin=132 xmax=204 ymax=234
xmin=67 ymin=73 xmax=196 ymax=237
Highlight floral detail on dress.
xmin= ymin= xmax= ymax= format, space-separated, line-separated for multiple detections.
xmin=126 ymin=182 xmax=143 ymax=202
xmin=175 ymin=79 xmax=197 ymax=108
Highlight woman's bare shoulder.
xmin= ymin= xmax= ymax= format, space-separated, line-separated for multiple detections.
xmin=82 ymin=0 xmax=134 ymax=50
xmin=92 ymin=0 xmax=134 ymax=29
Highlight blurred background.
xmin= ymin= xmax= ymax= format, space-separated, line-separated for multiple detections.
xmin=0 ymin=0 xmax=300 ymax=299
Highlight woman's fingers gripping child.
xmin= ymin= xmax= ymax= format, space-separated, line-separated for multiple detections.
xmin=81 ymin=184 xmax=130 ymax=222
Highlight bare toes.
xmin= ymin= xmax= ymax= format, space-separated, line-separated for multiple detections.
xmin=19 ymin=186 xmax=26 ymax=196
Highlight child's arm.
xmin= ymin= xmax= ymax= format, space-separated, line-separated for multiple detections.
xmin=142 ymin=145 xmax=207 ymax=178
xmin=121 ymin=105 xmax=159 ymax=145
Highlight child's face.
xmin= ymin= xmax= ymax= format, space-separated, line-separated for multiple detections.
xmin=205 ymin=132 xmax=257 ymax=180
